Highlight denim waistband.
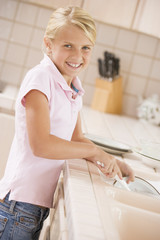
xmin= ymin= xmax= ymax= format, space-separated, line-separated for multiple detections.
xmin=2 ymin=192 xmax=49 ymax=219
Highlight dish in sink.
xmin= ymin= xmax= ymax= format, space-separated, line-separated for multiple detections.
xmin=98 ymin=169 xmax=160 ymax=197
xmin=114 ymin=176 xmax=160 ymax=197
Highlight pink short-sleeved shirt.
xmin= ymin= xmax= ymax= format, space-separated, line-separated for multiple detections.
xmin=0 ymin=54 xmax=84 ymax=208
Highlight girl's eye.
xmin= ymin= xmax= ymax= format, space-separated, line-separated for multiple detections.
xmin=82 ymin=46 xmax=90 ymax=51
xmin=64 ymin=44 xmax=71 ymax=48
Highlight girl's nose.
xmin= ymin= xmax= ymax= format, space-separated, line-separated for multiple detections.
xmin=72 ymin=48 xmax=82 ymax=59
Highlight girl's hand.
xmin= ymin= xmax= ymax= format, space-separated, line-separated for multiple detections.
xmin=116 ymin=159 xmax=135 ymax=183
xmin=87 ymin=148 xmax=123 ymax=180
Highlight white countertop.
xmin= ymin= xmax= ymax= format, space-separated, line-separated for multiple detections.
xmin=62 ymin=106 xmax=160 ymax=240
xmin=81 ymin=106 xmax=160 ymax=174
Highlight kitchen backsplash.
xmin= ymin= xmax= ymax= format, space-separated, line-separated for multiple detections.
xmin=0 ymin=0 xmax=160 ymax=117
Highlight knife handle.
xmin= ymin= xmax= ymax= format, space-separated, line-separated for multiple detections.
xmin=98 ymin=58 xmax=104 ymax=78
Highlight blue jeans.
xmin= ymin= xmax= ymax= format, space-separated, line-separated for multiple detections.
xmin=0 ymin=193 xmax=49 ymax=240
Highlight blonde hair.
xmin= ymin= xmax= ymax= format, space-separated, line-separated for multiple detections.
xmin=44 ymin=6 xmax=96 ymax=48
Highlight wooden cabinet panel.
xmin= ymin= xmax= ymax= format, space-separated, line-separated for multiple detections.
xmin=83 ymin=0 xmax=138 ymax=28
xmin=26 ymin=0 xmax=160 ymax=38
xmin=27 ymin=0 xmax=83 ymax=9
xmin=133 ymin=0 xmax=160 ymax=38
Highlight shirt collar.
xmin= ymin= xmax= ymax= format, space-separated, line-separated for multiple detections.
xmin=41 ymin=54 xmax=85 ymax=96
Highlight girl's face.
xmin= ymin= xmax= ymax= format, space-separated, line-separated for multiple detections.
xmin=48 ymin=24 xmax=94 ymax=85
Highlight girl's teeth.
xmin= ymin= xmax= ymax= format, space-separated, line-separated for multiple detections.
xmin=68 ymin=63 xmax=80 ymax=68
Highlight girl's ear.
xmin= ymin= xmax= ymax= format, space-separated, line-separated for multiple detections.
xmin=44 ymin=37 xmax=51 ymax=48
xmin=44 ymin=37 xmax=53 ymax=54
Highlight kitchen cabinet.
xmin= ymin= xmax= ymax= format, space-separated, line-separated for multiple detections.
xmin=26 ymin=0 xmax=83 ymax=9
xmin=83 ymin=0 xmax=139 ymax=28
xmin=83 ymin=0 xmax=160 ymax=39
xmin=133 ymin=0 xmax=160 ymax=38
xmin=49 ymin=178 xmax=67 ymax=240
xmin=39 ymin=174 xmax=68 ymax=240
xmin=26 ymin=0 xmax=160 ymax=38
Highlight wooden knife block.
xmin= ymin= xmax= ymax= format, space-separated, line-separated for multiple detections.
xmin=91 ymin=77 xmax=122 ymax=114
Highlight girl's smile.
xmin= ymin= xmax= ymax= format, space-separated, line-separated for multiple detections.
xmin=46 ymin=24 xmax=94 ymax=85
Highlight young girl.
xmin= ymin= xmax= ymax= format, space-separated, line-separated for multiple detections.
xmin=0 ymin=6 xmax=134 ymax=239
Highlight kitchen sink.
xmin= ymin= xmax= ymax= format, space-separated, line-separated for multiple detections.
xmin=105 ymin=186 xmax=160 ymax=214
xmin=101 ymin=176 xmax=160 ymax=240
xmin=110 ymin=200 xmax=160 ymax=240
xmin=102 ymin=182 xmax=160 ymax=240
xmin=91 ymin=165 xmax=160 ymax=240
xmin=100 ymin=170 xmax=160 ymax=240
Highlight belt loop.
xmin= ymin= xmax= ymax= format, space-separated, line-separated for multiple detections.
xmin=39 ymin=209 xmax=43 ymax=223
xmin=40 ymin=208 xmax=48 ymax=223
xmin=9 ymin=200 xmax=16 ymax=213
xmin=39 ymin=208 xmax=45 ymax=223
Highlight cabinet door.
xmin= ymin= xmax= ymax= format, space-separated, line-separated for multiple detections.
xmin=50 ymin=183 xmax=67 ymax=240
xmin=83 ymin=0 xmax=138 ymax=28
xmin=27 ymin=0 xmax=83 ymax=9
xmin=133 ymin=0 xmax=160 ymax=38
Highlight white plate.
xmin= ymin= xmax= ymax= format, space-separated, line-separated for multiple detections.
xmin=133 ymin=147 xmax=160 ymax=169
xmin=100 ymin=146 xmax=129 ymax=155
xmin=134 ymin=147 xmax=160 ymax=161
xmin=85 ymin=133 xmax=131 ymax=152
xmin=114 ymin=176 xmax=160 ymax=197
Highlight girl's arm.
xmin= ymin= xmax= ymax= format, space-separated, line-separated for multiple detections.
xmin=25 ymin=89 xmax=97 ymax=160
xmin=25 ymin=90 xmax=129 ymax=179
